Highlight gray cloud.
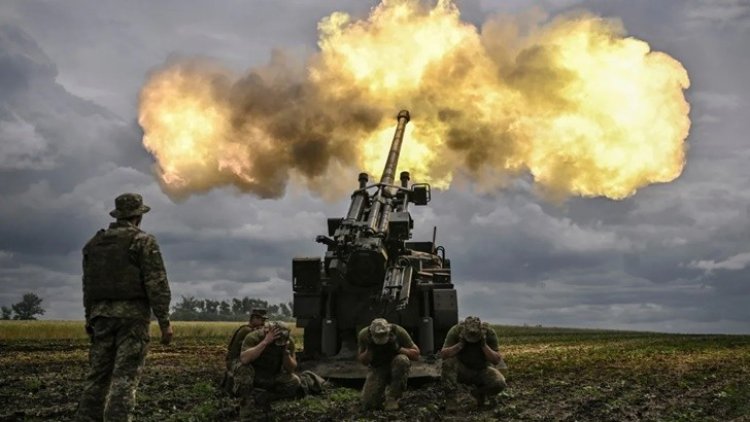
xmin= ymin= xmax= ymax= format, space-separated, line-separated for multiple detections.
xmin=690 ymin=252 xmax=750 ymax=272
xmin=683 ymin=0 xmax=750 ymax=31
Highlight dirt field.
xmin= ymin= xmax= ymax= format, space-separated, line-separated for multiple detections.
xmin=1 ymin=321 xmax=749 ymax=421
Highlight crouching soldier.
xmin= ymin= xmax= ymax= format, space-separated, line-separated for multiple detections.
xmin=357 ymin=318 xmax=420 ymax=411
xmin=440 ymin=316 xmax=506 ymax=411
xmin=222 ymin=308 xmax=268 ymax=395
xmin=236 ymin=321 xmax=301 ymax=419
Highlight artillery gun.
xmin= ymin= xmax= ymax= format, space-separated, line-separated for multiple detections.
xmin=292 ymin=110 xmax=458 ymax=378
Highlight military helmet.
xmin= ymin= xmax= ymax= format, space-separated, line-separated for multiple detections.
xmin=369 ymin=318 xmax=392 ymax=345
xmin=462 ymin=316 xmax=483 ymax=343
xmin=109 ymin=193 xmax=151 ymax=219
xmin=250 ymin=308 xmax=268 ymax=320
xmin=265 ymin=321 xmax=290 ymax=346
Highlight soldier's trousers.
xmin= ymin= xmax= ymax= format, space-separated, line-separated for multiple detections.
xmin=235 ymin=364 xmax=301 ymax=421
xmin=361 ymin=354 xmax=411 ymax=410
xmin=441 ymin=357 xmax=506 ymax=397
xmin=232 ymin=362 xmax=301 ymax=398
xmin=75 ymin=317 xmax=150 ymax=422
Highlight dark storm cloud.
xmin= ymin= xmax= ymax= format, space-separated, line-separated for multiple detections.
xmin=0 ymin=0 xmax=748 ymax=333
xmin=0 ymin=24 xmax=55 ymax=96
xmin=0 ymin=23 xmax=153 ymax=195
xmin=415 ymin=183 xmax=631 ymax=284
xmin=0 ymin=0 xmax=377 ymax=117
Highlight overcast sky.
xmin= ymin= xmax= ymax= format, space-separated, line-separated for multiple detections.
xmin=1 ymin=0 xmax=749 ymax=334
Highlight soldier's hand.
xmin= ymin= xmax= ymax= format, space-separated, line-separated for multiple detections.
xmin=160 ymin=324 xmax=173 ymax=345
xmin=263 ymin=327 xmax=281 ymax=345
xmin=457 ymin=337 xmax=466 ymax=350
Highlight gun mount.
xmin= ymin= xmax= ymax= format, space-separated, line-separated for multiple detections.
xmin=292 ymin=110 xmax=458 ymax=379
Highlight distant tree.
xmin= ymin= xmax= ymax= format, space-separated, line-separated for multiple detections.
xmin=204 ymin=299 xmax=219 ymax=315
xmin=1 ymin=305 xmax=12 ymax=320
xmin=174 ymin=296 xmax=201 ymax=312
xmin=11 ymin=293 xmax=45 ymax=320
xmin=171 ymin=296 xmax=203 ymax=320
xmin=170 ymin=295 xmax=294 ymax=321
xmin=219 ymin=301 xmax=231 ymax=316
xmin=231 ymin=298 xmax=243 ymax=315
xmin=240 ymin=297 xmax=268 ymax=316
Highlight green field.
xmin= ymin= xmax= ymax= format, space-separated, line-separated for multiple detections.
xmin=1 ymin=321 xmax=749 ymax=421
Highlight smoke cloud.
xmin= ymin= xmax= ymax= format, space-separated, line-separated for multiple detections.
xmin=139 ymin=0 xmax=690 ymax=200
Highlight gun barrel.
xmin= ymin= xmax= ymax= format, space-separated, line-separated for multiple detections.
xmin=379 ymin=110 xmax=410 ymax=185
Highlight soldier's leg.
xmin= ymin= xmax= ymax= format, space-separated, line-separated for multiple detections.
xmin=232 ymin=362 xmax=256 ymax=398
xmin=270 ymin=372 xmax=302 ymax=400
xmin=103 ymin=319 xmax=150 ymax=422
xmin=361 ymin=367 xmax=388 ymax=410
xmin=75 ymin=319 xmax=116 ymax=422
xmin=455 ymin=361 xmax=476 ymax=387
xmin=235 ymin=365 xmax=259 ymax=421
xmin=465 ymin=366 xmax=506 ymax=408
xmin=476 ymin=366 xmax=507 ymax=397
xmin=383 ymin=355 xmax=411 ymax=410
xmin=386 ymin=355 xmax=410 ymax=400
xmin=441 ymin=358 xmax=460 ymax=411
xmin=252 ymin=371 xmax=301 ymax=410
xmin=441 ymin=358 xmax=459 ymax=390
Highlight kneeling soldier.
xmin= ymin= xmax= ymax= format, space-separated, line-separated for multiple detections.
xmin=357 ymin=318 xmax=420 ymax=411
xmin=222 ymin=308 xmax=268 ymax=395
xmin=440 ymin=316 xmax=506 ymax=411
xmin=237 ymin=321 xmax=301 ymax=418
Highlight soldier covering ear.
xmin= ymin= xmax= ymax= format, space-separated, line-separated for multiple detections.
xmin=358 ymin=318 xmax=420 ymax=411
xmin=440 ymin=316 xmax=506 ymax=411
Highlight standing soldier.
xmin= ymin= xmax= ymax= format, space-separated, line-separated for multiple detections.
xmin=440 ymin=316 xmax=506 ymax=411
xmin=222 ymin=308 xmax=268 ymax=395
xmin=76 ymin=193 xmax=172 ymax=422
xmin=357 ymin=318 xmax=420 ymax=411
xmin=237 ymin=321 xmax=301 ymax=419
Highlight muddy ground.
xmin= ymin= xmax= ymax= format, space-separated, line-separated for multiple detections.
xmin=1 ymin=325 xmax=749 ymax=421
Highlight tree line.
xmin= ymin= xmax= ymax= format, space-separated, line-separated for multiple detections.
xmin=1 ymin=293 xmax=45 ymax=320
xmin=1 ymin=292 xmax=294 ymax=322
xmin=170 ymin=296 xmax=294 ymax=322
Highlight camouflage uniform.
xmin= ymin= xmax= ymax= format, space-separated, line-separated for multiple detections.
xmin=76 ymin=193 xmax=171 ymax=422
xmin=237 ymin=324 xmax=301 ymax=420
xmin=442 ymin=319 xmax=506 ymax=409
xmin=357 ymin=321 xmax=415 ymax=410
xmin=222 ymin=309 xmax=267 ymax=396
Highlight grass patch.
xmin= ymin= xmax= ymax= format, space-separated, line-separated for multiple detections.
xmin=1 ymin=322 xmax=748 ymax=421
xmin=0 ymin=320 xmax=302 ymax=345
